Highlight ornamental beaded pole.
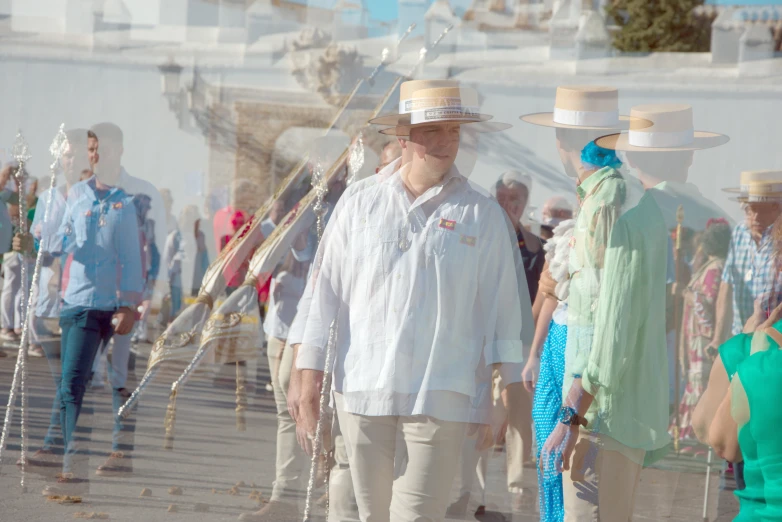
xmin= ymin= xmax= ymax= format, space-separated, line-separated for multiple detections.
xmin=0 ymin=131 xmax=33 ymax=487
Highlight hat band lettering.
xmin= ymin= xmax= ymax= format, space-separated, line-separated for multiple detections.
xmin=409 ymin=106 xmax=481 ymax=125
xmin=629 ymin=129 xmax=694 ymax=148
xmin=743 ymin=194 xmax=782 ymax=202
xmin=552 ymin=108 xmax=619 ymax=127
xmin=401 ymin=97 xmax=467 ymax=114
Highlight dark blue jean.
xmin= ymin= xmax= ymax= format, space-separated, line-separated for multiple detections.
xmin=59 ymin=308 xmax=115 ymax=473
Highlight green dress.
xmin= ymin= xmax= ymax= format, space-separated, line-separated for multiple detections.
xmin=720 ymin=321 xmax=782 ymax=521
xmin=735 ymin=323 xmax=782 ymax=521
xmin=720 ymin=330 xmax=763 ymax=521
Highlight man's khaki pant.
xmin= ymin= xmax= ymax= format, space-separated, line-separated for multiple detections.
xmin=267 ymin=337 xmax=307 ymax=501
xmin=456 ymin=380 xmax=532 ymax=501
xmin=502 ymin=382 xmax=533 ymax=492
xmin=563 ymin=429 xmax=645 ymax=522
xmin=335 ymin=393 xmax=467 ymax=522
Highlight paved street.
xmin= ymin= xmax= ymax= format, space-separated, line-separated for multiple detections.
xmin=0 ymin=340 xmax=727 ymax=522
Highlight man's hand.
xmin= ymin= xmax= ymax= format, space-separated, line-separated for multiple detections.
xmin=297 ymin=369 xmax=324 ymax=452
xmin=287 ymin=345 xmax=302 ymax=422
xmin=296 ymin=423 xmax=313 ymax=456
xmin=112 ymin=307 xmax=136 ymax=335
xmin=540 ymin=422 xmax=579 ymax=475
xmin=521 ymin=356 xmax=540 ymax=393
xmin=12 ymin=233 xmax=34 ymax=256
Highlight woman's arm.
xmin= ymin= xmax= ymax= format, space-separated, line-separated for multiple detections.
xmin=692 ymin=354 xmax=729 ymax=444
xmin=708 ymin=390 xmax=742 ymax=463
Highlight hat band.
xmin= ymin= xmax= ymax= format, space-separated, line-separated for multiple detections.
xmin=741 ymin=183 xmax=782 ymax=193
xmin=552 ymin=108 xmax=618 ymax=127
xmin=409 ymin=106 xmax=481 ymax=125
xmin=628 ymin=129 xmax=694 ymax=148
xmin=401 ymin=97 xmax=467 ymax=114
xmin=742 ymin=194 xmax=782 ymax=202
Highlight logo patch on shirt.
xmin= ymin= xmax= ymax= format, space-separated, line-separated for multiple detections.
xmin=569 ymin=236 xmax=576 ymax=248
xmin=438 ymin=218 xmax=456 ymax=231
xmin=460 ymin=235 xmax=476 ymax=247
xmin=112 ymin=202 xmax=123 ymax=210
xmin=84 ymin=210 xmax=92 ymax=217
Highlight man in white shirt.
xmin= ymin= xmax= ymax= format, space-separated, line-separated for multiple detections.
xmin=295 ymin=80 xmax=532 ymax=521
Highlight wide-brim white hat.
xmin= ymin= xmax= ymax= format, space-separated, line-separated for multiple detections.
xmin=520 ymin=86 xmax=649 ymax=131
xmin=723 ymin=170 xmax=782 ymax=202
xmin=595 ymin=104 xmax=729 ymax=152
xmin=370 ymin=79 xmax=511 ymax=137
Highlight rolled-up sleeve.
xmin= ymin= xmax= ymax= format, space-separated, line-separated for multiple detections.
xmin=581 ymin=219 xmax=640 ymax=396
xmin=478 ymin=204 xmax=529 ymax=366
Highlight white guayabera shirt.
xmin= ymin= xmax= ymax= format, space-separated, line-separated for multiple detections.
xmin=296 ymin=158 xmax=532 ymax=423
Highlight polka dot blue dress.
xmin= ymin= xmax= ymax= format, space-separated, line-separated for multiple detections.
xmin=533 ymin=319 xmax=568 ymax=522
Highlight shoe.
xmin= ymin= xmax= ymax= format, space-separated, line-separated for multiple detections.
xmin=238 ymin=500 xmax=300 ymax=521
xmin=446 ymin=492 xmax=470 ymax=518
xmin=42 ymin=473 xmax=89 ymax=497
xmin=0 ymin=350 xmax=7 ymax=358
xmin=95 ymin=452 xmax=133 ymax=477
xmin=0 ymin=330 xmax=18 ymax=343
xmin=18 ymin=449 xmax=61 ymax=468
xmin=475 ymin=505 xmax=486 ymax=516
xmin=510 ymin=489 xmax=536 ymax=514
xmin=265 ymin=382 xmax=274 ymax=392
xmin=28 ymin=345 xmax=45 ymax=358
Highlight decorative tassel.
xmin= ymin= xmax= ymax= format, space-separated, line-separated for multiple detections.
xmin=163 ymin=387 xmax=178 ymax=451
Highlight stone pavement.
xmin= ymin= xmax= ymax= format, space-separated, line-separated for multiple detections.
xmin=0 ymin=342 xmax=726 ymax=522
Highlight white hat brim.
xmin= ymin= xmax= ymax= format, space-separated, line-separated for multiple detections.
xmin=595 ymin=131 xmax=730 ymax=152
xmin=519 ymin=113 xmax=643 ymax=131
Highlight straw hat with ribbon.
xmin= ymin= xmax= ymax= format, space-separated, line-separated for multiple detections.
xmin=521 ymin=86 xmax=647 ymax=130
xmin=724 ymin=170 xmax=782 ymax=203
xmin=369 ymin=79 xmax=511 ymax=137
xmin=595 ymin=104 xmax=729 ymax=152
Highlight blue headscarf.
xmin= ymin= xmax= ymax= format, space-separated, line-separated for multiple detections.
xmin=581 ymin=141 xmax=622 ymax=171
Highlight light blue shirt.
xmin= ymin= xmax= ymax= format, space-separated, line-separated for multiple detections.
xmin=55 ymin=178 xmax=144 ymax=312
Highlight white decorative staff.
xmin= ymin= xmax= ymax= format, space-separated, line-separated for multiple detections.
xmin=0 ymin=132 xmax=33 ymax=488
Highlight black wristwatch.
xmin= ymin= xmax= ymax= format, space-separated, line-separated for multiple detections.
xmin=559 ymin=405 xmax=588 ymax=428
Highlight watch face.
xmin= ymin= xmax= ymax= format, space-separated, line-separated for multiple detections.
xmin=559 ymin=406 xmax=574 ymax=425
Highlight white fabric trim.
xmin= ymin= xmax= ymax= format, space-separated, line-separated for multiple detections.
xmin=409 ymin=107 xmax=481 ymax=125
xmin=741 ymin=183 xmax=782 ymax=193
xmin=628 ymin=129 xmax=694 ymax=148
xmin=552 ymin=108 xmax=618 ymax=127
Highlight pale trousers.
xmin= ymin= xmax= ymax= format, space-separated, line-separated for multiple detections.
xmin=455 ymin=379 xmax=532 ymax=499
xmin=562 ymin=429 xmax=645 ymax=522
xmin=458 ymin=442 xmax=488 ymax=504
xmin=503 ymin=382 xmax=533 ymax=492
xmin=267 ymin=336 xmax=307 ymax=501
xmin=329 ymin=420 xmax=361 ymax=522
xmin=1 ymin=254 xmax=32 ymax=330
xmin=335 ymin=393 xmax=467 ymax=522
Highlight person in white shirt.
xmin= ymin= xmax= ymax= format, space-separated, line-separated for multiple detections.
xmin=295 ymin=80 xmax=533 ymax=521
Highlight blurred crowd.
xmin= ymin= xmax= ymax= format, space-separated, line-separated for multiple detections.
xmin=2 ymin=82 xmax=782 ymax=522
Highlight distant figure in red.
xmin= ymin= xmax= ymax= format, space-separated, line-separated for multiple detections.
xmin=223 ymin=210 xmax=250 ymax=297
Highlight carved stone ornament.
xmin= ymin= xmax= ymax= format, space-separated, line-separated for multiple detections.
xmin=290 ymin=29 xmax=364 ymax=106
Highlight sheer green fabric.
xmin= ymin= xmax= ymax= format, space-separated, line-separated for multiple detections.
xmin=564 ymin=167 xmax=670 ymax=465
